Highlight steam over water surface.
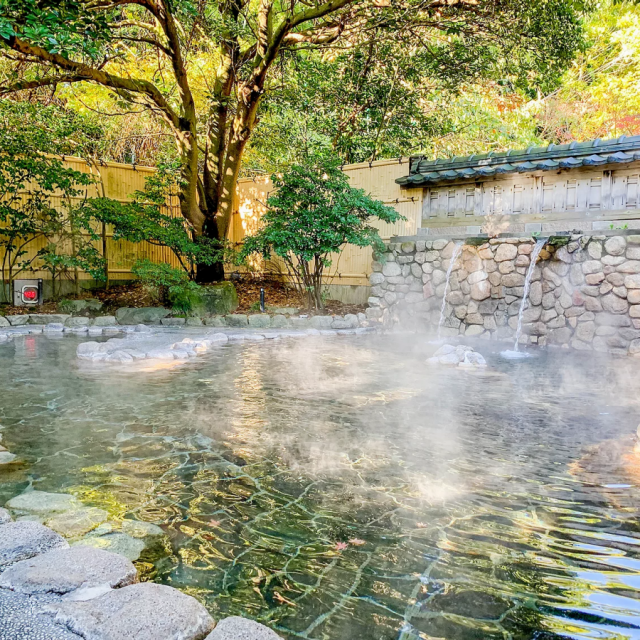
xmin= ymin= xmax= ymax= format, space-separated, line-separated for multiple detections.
xmin=1 ymin=333 xmax=640 ymax=639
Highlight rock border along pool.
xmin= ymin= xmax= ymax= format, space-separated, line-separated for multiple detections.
xmin=368 ymin=233 xmax=640 ymax=356
xmin=0 ymin=499 xmax=283 ymax=639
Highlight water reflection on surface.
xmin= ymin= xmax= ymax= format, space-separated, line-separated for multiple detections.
xmin=1 ymin=334 xmax=640 ymax=639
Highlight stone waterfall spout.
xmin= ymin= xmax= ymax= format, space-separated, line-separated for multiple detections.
xmin=512 ymin=238 xmax=547 ymax=352
xmin=436 ymin=242 xmax=464 ymax=340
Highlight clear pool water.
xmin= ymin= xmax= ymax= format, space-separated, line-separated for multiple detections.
xmin=1 ymin=333 xmax=640 ymax=640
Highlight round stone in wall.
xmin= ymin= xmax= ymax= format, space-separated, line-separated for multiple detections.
xmin=604 ymin=236 xmax=627 ymax=256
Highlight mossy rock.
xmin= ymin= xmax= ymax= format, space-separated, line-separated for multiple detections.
xmin=194 ymin=282 xmax=238 ymax=316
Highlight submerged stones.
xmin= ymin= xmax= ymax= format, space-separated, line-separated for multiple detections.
xmin=44 ymin=583 xmax=215 ymax=640
xmin=0 ymin=493 xmax=279 ymax=639
xmin=45 ymin=508 xmax=109 ymax=539
xmin=6 ymin=492 xmax=80 ymax=518
xmin=427 ymin=344 xmax=487 ymax=368
xmin=75 ymin=533 xmax=146 ymax=562
xmin=206 ymin=617 xmax=282 ymax=640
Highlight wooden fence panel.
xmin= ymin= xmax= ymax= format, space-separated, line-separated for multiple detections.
xmin=0 ymin=157 xmax=182 ymax=287
xmin=2 ymin=156 xmax=420 ymax=299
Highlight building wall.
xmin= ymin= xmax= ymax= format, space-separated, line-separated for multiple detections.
xmin=420 ymin=163 xmax=640 ymax=236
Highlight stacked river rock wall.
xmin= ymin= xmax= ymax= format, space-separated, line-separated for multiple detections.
xmin=367 ymin=234 xmax=640 ymax=356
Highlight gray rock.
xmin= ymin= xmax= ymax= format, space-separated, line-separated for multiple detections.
xmin=0 ymin=508 xmax=12 ymax=524
xmin=58 ymin=299 xmax=103 ymax=315
xmin=382 ymin=262 xmax=401 ymax=277
xmin=332 ymin=314 xmax=359 ymax=330
xmin=0 ymin=546 xmax=137 ymax=595
xmin=92 ymin=316 xmax=117 ymax=326
xmin=604 ymin=236 xmax=627 ymax=256
xmin=161 ymin=318 xmax=186 ymax=327
xmin=602 ymin=293 xmax=629 ymax=314
xmin=115 ymin=307 xmax=170 ymax=325
xmin=44 ymin=324 xmax=65 ymax=333
xmin=248 ymin=314 xmax=271 ymax=328
xmin=204 ymin=316 xmax=227 ymax=327
xmin=494 ymin=244 xmax=517 ymax=262
xmin=121 ymin=520 xmax=164 ymax=540
xmin=0 ymin=452 xmax=17 ymax=465
xmin=6 ymin=492 xmax=81 ymax=517
xmin=185 ymin=317 xmax=203 ymax=327
xmin=309 ymin=315 xmax=333 ymax=330
xmin=144 ymin=349 xmax=176 ymax=361
xmin=0 ymin=589 xmax=83 ymax=640
xmin=225 ymin=314 xmax=248 ymax=327
xmin=45 ymin=508 xmax=108 ymax=538
xmin=0 ymin=522 xmax=68 ymax=567
xmin=270 ymin=315 xmax=289 ymax=329
xmin=470 ymin=280 xmax=491 ymax=301
xmin=0 ymin=316 xmax=9 ymax=327
xmin=44 ymin=582 xmax=215 ymax=640
xmin=74 ymin=532 xmax=145 ymax=561
xmin=28 ymin=315 xmax=70 ymax=325
xmin=206 ymin=617 xmax=282 ymax=640
xmin=64 ymin=317 xmax=90 ymax=328
xmin=6 ymin=315 xmax=29 ymax=326
xmin=193 ymin=282 xmax=238 ymax=316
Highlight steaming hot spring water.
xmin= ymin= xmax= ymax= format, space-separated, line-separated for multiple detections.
xmin=2 ymin=332 xmax=640 ymax=640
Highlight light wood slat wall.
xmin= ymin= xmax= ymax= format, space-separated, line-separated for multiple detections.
xmin=1 ymin=156 xmax=421 ymax=290
xmin=234 ymin=159 xmax=422 ymax=287
xmin=0 ymin=157 xmax=182 ymax=283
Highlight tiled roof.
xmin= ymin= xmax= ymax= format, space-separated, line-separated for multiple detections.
xmin=396 ymin=135 xmax=640 ymax=187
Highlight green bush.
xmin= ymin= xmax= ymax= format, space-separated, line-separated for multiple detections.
xmin=241 ymin=159 xmax=404 ymax=309
xmin=131 ymin=260 xmax=202 ymax=314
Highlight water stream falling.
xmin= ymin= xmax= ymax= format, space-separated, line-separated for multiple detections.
xmin=436 ymin=241 xmax=464 ymax=340
xmin=506 ymin=238 xmax=547 ymax=355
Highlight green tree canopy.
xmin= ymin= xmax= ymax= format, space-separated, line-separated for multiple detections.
xmin=0 ymin=0 xmax=587 ymax=282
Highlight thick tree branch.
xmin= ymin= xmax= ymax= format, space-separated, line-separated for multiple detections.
xmin=0 ymin=35 xmax=180 ymax=129
xmin=0 ymin=74 xmax=89 ymax=95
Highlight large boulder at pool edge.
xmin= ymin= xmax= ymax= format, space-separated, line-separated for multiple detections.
xmin=193 ymin=282 xmax=239 ymax=316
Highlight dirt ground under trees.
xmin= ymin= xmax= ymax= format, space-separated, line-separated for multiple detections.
xmin=0 ymin=275 xmax=365 ymax=316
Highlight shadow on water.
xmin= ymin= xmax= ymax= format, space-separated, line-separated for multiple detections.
xmin=1 ymin=334 xmax=640 ymax=639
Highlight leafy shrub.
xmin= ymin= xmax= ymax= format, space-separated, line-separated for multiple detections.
xmin=131 ymin=260 xmax=202 ymax=314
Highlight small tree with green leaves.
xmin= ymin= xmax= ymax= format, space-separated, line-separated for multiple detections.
xmin=0 ymin=101 xmax=102 ymax=302
xmin=242 ymin=161 xmax=403 ymax=310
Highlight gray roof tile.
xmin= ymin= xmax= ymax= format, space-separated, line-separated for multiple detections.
xmin=397 ymin=135 xmax=640 ymax=187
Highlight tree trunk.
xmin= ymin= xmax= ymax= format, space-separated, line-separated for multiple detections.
xmin=196 ymin=215 xmax=226 ymax=283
